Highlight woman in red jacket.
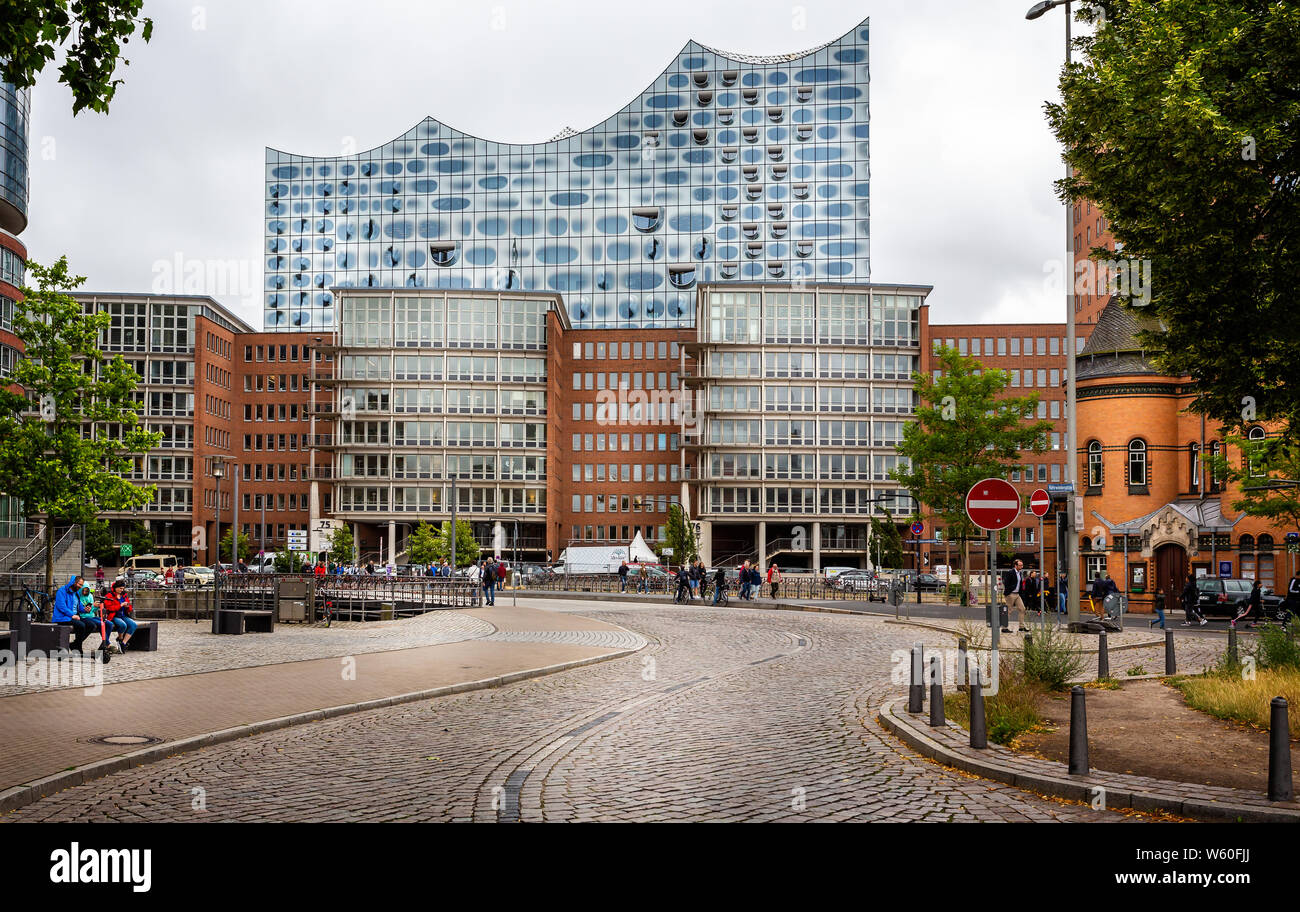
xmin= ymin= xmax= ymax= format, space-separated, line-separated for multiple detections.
xmin=103 ymin=581 xmax=139 ymax=653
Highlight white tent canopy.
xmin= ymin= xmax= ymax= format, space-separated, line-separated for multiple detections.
xmin=628 ymin=531 xmax=658 ymax=563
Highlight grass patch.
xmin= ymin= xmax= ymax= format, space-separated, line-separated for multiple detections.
xmin=1168 ymin=667 xmax=1300 ymax=739
xmin=1086 ymin=677 xmax=1121 ymax=690
xmin=944 ymin=656 xmax=1047 ymax=745
xmin=1126 ymin=665 xmax=1147 ymax=677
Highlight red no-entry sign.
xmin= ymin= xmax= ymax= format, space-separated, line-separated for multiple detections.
xmin=965 ymin=478 xmax=1021 ymax=531
xmin=1029 ymin=488 xmax=1051 ymax=517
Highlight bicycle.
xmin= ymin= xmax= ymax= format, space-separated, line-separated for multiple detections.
xmin=6 ymin=585 xmax=50 ymax=624
xmin=316 ymin=594 xmax=334 ymax=627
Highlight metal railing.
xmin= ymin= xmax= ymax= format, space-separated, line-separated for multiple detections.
xmin=517 ymin=572 xmax=903 ymax=602
xmin=14 ymin=525 xmax=81 ymax=576
xmin=219 ymin=572 xmax=483 ymax=620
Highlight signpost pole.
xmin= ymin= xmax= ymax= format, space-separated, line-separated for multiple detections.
xmin=1039 ymin=515 xmax=1045 ymax=616
xmin=989 ymin=529 xmax=999 ymax=655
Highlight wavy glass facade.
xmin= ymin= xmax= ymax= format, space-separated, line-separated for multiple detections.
xmin=264 ymin=19 xmax=871 ymax=331
xmin=0 ymin=77 xmax=29 ymax=235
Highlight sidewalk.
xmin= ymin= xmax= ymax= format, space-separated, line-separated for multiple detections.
xmin=0 ymin=605 xmax=646 ymax=812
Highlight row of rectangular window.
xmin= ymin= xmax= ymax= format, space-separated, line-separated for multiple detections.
xmin=571 ymin=493 xmax=681 ymax=514
xmin=571 ymin=463 xmax=678 ymax=484
xmin=571 ymin=340 xmax=680 ymax=361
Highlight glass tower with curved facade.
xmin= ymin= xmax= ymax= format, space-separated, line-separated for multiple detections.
xmin=264 ymin=18 xmax=871 ymax=331
xmin=0 ymin=77 xmax=29 ymax=236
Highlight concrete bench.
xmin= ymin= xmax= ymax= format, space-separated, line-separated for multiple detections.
xmin=28 ymin=623 xmax=70 ymax=653
xmin=125 ymin=620 xmax=159 ymax=652
xmin=216 ymin=609 xmax=273 ymax=635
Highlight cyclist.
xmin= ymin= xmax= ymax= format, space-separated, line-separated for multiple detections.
xmin=674 ymin=565 xmax=691 ymax=604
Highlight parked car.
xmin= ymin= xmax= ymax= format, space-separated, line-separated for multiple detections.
xmin=1195 ymin=577 xmax=1287 ymax=620
xmin=830 ymin=569 xmax=877 ymax=590
xmin=179 ymin=565 xmax=214 ymax=586
xmin=627 ymin=565 xmax=671 ymax=590
xmin=120 ymin=567 xmax=163 ymax=589
xmin=913 ymin=573 xmax=944 ymax=592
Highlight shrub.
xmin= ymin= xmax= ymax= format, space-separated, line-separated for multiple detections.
xmin=1252 ymin=623 xmax=1300 ymax=672
xmin=1020 ymin=621 xmax=1085 ymax=691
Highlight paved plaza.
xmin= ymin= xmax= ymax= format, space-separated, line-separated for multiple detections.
xmin=1 ymin=599 xmax=1204 ymax=823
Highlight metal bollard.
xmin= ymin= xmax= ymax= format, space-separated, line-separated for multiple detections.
xmin=1068 ymin=685 xmax=1089 ymax=775
xmin=969 ymin=668 xmax=987 ymax=749
xmin=956 ymin=637 xmax=969 ymax=688
xmin=1097 ymin=631 xmax=1110 ymax=680
xmin=1165 ymin=629 xmax=1176 ymax=675
xmin=929 ymin=655 xmax=945 ymax=727
xmin=1269 ymin=697 xmax=1293 ymax=802
xmin=1227 ymin=624 xmax=1239 ymax=666
xmin=907 ymin=644 xmax=924 ymax=713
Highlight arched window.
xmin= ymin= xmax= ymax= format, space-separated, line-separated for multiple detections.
xmin=1189 ymin=442 xmax=1201 ymax=493
xmin=1240 ymin=533 xmax=1255 ymax=551
xmin=1081 ymin=536 xmax=1093 ymax=553
xmin=1087 ymin=441 xmax=1104 ymax=488
xmin=1128 ymin=440 xmax=1148 ymax=487
xmin=1247 ymin=425 xmax=1267 ymax=477
xmin=1258 ymin=533 xmax=1274 ymax=551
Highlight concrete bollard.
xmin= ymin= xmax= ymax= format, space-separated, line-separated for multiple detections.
xmin=969 ymin=668 xmax=987 ymax=750
xmin=1165 ymin=629 xmax=1176 ymax=675
xmin=929 ymin=655 xmax=945 ymax=728
xmin=908 ymin=643 xmax=924 ymax=713
xmin=957 ymin=637 xmax=968 ymax=688
xmin=1269 ymin=697 xmax=1293 ymax=802
xmin=1097 ymin=631 xmax=1110 ymax=680
xmin=1228 ymin=624 xmax=1239 ymax=666
xmin=1068 ymin=685 xmax=1089 ymax=775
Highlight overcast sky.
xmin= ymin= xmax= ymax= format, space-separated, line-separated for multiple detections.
xmin=22 ymin=0 xmax=1080 ymax=328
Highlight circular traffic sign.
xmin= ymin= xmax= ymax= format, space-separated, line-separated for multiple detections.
xmin=910 ymin=521 xmax=924 ymax=536
xmin=1029 ymin=488 xmax=1052 ymax=517
xmin=965 ymin=478 xmax=1021 ymax=531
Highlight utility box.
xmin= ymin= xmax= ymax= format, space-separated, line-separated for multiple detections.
xmin=275 ymin=578 xmax=312 ymax=623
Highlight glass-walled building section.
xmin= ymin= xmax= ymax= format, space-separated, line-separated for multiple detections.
xmin=328 ymin=289 xmax=561 ymax=562
xmin=264 ymin=19 xmax=871 ymax=331
xmin=683 ymin=283 xmax=927 ymax=569
xmin=0 ymin=77 xmax=29 ymax=236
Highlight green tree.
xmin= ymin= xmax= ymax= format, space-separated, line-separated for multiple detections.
xmin=891 ymin=346 xmax=1053 ymax=604
xmin=663 ymin=503 xmax=698 ymax=567
xmin=406 ymin=521 xmax=440 ymax=566
xmin=869 ymin=508 xmax=905 ymax=569
xmin=0 ymin=1 xmax=153 ymax=115
xmin=219 ymin=528 xmax=252 ymax=563
xmin=430 ymin=520 xmax=480 ymax=568
xmin=1211 ymin=432 xmax=1300 ymax=532
xmin=273 ymin=550 xmax=307 ymax=573
xmin=0 ymin=258 xmax=161 ymax=591
xmin=327 ymin=525 xmax=355 ymax=565
xmin=1048 ymin=0 xmax=1300 ymax=442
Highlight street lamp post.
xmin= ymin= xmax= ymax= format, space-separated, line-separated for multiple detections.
xmin=210 ymin=455 xmax=225 ymax=632
xmin=1027 ymin=0 xmax=1082 ymax=627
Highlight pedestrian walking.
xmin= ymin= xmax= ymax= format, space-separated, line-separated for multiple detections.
xmin=1149 ymin=587 xmax=1167 ymax=629
xmin=618 ymin=560 xmax=629 ymax=592
xmin=712 ymin=566 xmax=728 ymax=605
xmin=767 ymin=563 xmax=781 ymax=599
xmin=482 ymin=559 xmax=497 ymax=606
xmin=739 ymin=561 xmax=751 ymax=600
xmin=1182 ymin=572 xmax=1206 ymax=626
xmin=1001 ymin=559 xmax=1027 ymax=633
xmin=1057 ymin=571 xmax=1068 ymax=615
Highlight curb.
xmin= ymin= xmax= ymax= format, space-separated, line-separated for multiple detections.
xmin=878 ymin=698 xmax=1300 ymax=823
xmin=0 ymin=642 xmax=646 ymax=816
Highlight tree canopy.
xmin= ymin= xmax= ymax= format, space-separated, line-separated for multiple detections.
xmin=1048 ymin=0 xmax=1300 ymax=441
xmin=0 ymin=1 xmax=153 ymax=114
xmin=0 ymin=257 xmax=161 ymax=589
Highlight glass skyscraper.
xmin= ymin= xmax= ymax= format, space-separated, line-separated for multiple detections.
xmin=264 ymin=18 xmax=871 ymax=331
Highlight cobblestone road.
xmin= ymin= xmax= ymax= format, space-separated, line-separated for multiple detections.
xmin=6 ymin=604 xmax=1140 ymax=822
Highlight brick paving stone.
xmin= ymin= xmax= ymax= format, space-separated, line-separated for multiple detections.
xmin=3 ymin=600 xmax=1145 ymax=823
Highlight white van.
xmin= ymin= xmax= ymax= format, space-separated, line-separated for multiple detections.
xmin=125 ymin=553 xmax=179 ymax=574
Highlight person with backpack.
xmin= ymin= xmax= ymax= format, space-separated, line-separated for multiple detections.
xmin=712 ymin=566 xmax=728 ymax=605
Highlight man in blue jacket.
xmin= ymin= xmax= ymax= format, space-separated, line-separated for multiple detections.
xmin=52 ymin=574 xmax=93 ymax=653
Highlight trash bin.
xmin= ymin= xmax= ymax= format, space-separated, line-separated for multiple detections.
xmin=989 ymin=603 xmax=1009 ymax=629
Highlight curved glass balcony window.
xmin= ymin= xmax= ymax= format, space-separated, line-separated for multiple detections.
xmin=693 ymin=129 xmax=709 ymax=146
xmin=745 ymin=243 xmax=763 ymax=259
xmin=796 ymin=87 xmax=814 ymax=103
xmin=795 ymin=241 xmax=814 ymax=258
xmin=717 ymin=109 xmax=735 ymax=125
xmin=767 ymin=261 xmax=786 ymax=279
xmin=632 ymin=207 xmax=663 ymax=233
xmin=672 ymin=110 xmax=689 ymax=128
xmin=720 ymin=262 xmax=739 ymax=279
xmin=767 ymin=108 xmax=784 ymax=123
xmin=771 ymin=165 xmax=788 ymax=181
xmin=770 ymin=222 xmax=788 ymax=239
xmin=721 ymin=70 xmax=738 ymax=87
xmin=696 ymin=91 xmax=713 ymax=106
xmin=430 ymin=242 xmax=459 ymax=267
xmin=669 ymin=266 xmax=697 ymax=289
xmin=693 ymin=72 xmax=710 ymax=88
xmin=796 ymin=126 xmax=814 ymax=142
xmin=721 ymin=205 xmax=738 ymax=221
xmin=793 ymin=183 xmax=811 ymax=200
xmin=720 ymin=147 xmax=738 ymax=164
xmin=742 ymin=89 xmax=759 ymax=105
xmin=742 ymin=128 xmax=759 ymax=144
xmin=767 ymin=146 xmax=785 ymax=162
xmin=745 ymin=185 xmax=763 ymax=201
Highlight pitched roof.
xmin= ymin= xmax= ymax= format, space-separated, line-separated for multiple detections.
xmin=1076 ymin=297 xmax=1167 ymax=379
